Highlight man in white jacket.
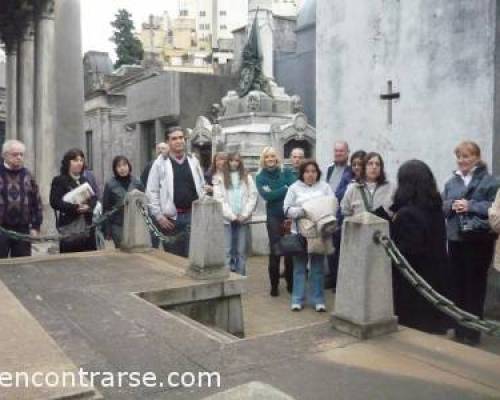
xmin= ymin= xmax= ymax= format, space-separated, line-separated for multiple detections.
xmin=146 ymin=127 xmax=205 ymax=257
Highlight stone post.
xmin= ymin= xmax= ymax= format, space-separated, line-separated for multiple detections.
xmin=34 ymin=0 xmax=56 ymax=203
xmin=121 ymin=190 xmax=152 ymax=252
xmin=332 ymin=212 xmax=398 ymax=339
xmin=187 ymin=198 xmax=229 ymax=280
xmin=17 ymin=18 xmax=36 ymax=171
xmin=5 ymin=44 xmax=18 ymax=140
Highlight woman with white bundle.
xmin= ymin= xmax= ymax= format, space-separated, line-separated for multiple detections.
xmin=283 ymin=160 xmax=337 ymax=312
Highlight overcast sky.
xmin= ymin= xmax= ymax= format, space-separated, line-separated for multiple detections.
xmin=81 ymin=0 xmax=180 ymax=60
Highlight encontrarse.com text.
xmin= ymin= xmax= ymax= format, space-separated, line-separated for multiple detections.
xmin=0 ymin=369 xmax=221 ymax=389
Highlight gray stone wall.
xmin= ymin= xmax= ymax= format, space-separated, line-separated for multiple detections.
xmin=275 ymin=24 xmax=316 ymax=126
xmin=179 ymin=73 xmax=238 ymax=129
xmin=84 ymin=95 xmax=128 ymax=195
xmin=126 ymin=73 xmax=181 ymax=124
xmin=317 ymin=0 xmax=499 ymax=185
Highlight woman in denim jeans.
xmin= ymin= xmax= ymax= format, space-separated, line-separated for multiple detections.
xmin=283 ymin=160 xmax=333 ymax=312
xmin=214 ymin=153 xmax=257 ymax=275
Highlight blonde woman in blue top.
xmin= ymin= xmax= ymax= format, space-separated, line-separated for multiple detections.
xmin=256 ymin=147 xmax=296 ymax=296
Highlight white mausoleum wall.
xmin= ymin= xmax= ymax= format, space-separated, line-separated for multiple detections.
xmin=317 ymin=0 xmax=497 ymax=186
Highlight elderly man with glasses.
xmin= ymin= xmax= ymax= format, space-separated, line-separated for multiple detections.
xmin=0 ymin=140 xmax=43 ymax=258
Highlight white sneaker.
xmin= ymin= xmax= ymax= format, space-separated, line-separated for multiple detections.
xmin=291 ymin=304 xmax=303 ymax=311
xmin=315 ymin=304 xmax=326 ymax=312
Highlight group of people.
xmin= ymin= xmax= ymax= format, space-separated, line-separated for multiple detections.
xmin=1 ymin=131 xmax=500 ymax=346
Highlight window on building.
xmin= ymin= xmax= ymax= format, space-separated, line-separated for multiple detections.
xmin=180 ymin=9 xmax=188 ymax=16
xmin=219 ymin=10 xmax=227 ymax=16
xmin=85 ymin=130 xmax=93 ymax=170
xmin=220 ymin=25 xmax=227 ymax=30
xmin=200 ymin=11 xmax=206 ymax=16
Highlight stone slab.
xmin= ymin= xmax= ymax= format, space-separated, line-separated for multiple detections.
xmin=202 ymin=381 xmax=295 ymax=399
xmin=0 ymin=280 xmax=101 ymax=399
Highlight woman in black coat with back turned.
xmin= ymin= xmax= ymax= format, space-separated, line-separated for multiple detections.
xmin=390 ymin=160 xmax=451 ymax=334
xmin=50 ymin=149 xmax=97 ymax=253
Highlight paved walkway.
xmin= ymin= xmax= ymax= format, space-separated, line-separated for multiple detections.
xmin=0 ymin=250 xmax=499 ymax=399
xmin=242 ymin=256 xmax=500 ymax=355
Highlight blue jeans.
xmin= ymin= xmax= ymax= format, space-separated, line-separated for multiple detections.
xmin=224 ymin=222 xmax=249 ymax=275
xmin=162 ymin=212 xmax=191 ymax=258
xmin=291 ymin=254 xmax=326 ymax=306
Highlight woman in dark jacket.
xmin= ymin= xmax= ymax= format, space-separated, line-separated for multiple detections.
xmin=442 ymin=141 xmax=499 ymax=345
xmin=102 ymin=156 xmax=144 ymax=247
xmin=391 ymin=160 xmax=450 ymax=334
xmin=50 ymin=149 xmax=97 ymax=253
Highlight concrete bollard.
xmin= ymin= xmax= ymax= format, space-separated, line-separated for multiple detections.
xmin=121 ymin=190 xmax=152 ymax=252
xmin=187 ymin=197 xmax=229 ymax=280
xmin=332 ymin=212 xmax=398 ymax=339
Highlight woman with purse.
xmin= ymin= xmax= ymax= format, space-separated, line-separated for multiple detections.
xmin=50 ymin=149 xmax=97 ymax=253
xmin=102 ymin=156 xmax=144 ymax=248
xmin=256 ymin=147 xmax=296 ymax=296
xmin=443 ymin=141 xmax=499 ymax=346
xmin=341 ymin=152 xmax=394 ymax=220
xmin=214 ymin=152 xmax=258 ymax=276
xmin=283 ymin=160 xmax=333 ymax=312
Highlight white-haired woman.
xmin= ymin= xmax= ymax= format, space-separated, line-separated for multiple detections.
xmin=256 ymin=147 xmax=296 ymax=296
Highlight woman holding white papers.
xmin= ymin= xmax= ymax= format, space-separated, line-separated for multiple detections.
xmin=50 ymin=149 xmax=97 ymax=253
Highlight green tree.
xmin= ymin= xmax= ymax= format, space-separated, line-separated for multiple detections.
xmin=110 ymin=9 xmax=144 ymax=68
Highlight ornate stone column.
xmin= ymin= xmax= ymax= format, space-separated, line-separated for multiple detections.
xmin=5 ymin=41 xmax=18 ymax=140
xmin=17 ymin=16 xmax=36 ymax=170
xmin=34 ymin=0 xmax=56 ymax=203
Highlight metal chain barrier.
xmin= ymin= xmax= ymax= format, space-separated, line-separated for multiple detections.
xmin=134 ymin=199 xmax=190 ymax=245
xmin=373 ymin=231 xmax=500 ymax=337
xmin=0 ymin=205 xmax=123 ymax=244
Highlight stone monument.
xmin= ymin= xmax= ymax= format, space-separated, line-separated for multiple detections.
xmin=189 ymin=5 xmax=316 ymax=254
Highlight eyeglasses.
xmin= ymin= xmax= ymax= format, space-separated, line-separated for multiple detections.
xmin=8 ymin=152 xmax=24 ymax=157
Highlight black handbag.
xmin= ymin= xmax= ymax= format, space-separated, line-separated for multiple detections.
xmin=457 ymin=175 xmax=498 ymax=242
xmin=274 ymin=233 xmax=307 ymax=256
xmin=458 ymin=213 xmax=498 ymax=242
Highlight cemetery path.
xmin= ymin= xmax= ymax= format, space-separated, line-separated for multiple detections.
xmin=0 ymin=250 xmax=499 ymax=400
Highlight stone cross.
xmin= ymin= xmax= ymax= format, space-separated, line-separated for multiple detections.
xmin=332 ymin=212 xmax=398 ymax=339
xmin=380 ymin=80 xmax=400 ymax=125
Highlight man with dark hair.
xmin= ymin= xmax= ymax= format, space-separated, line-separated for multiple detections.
xmin=146 ymin=127 xmax=205 ymax=257
xmin=0 ymin=140 xmax=43 ymax=258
